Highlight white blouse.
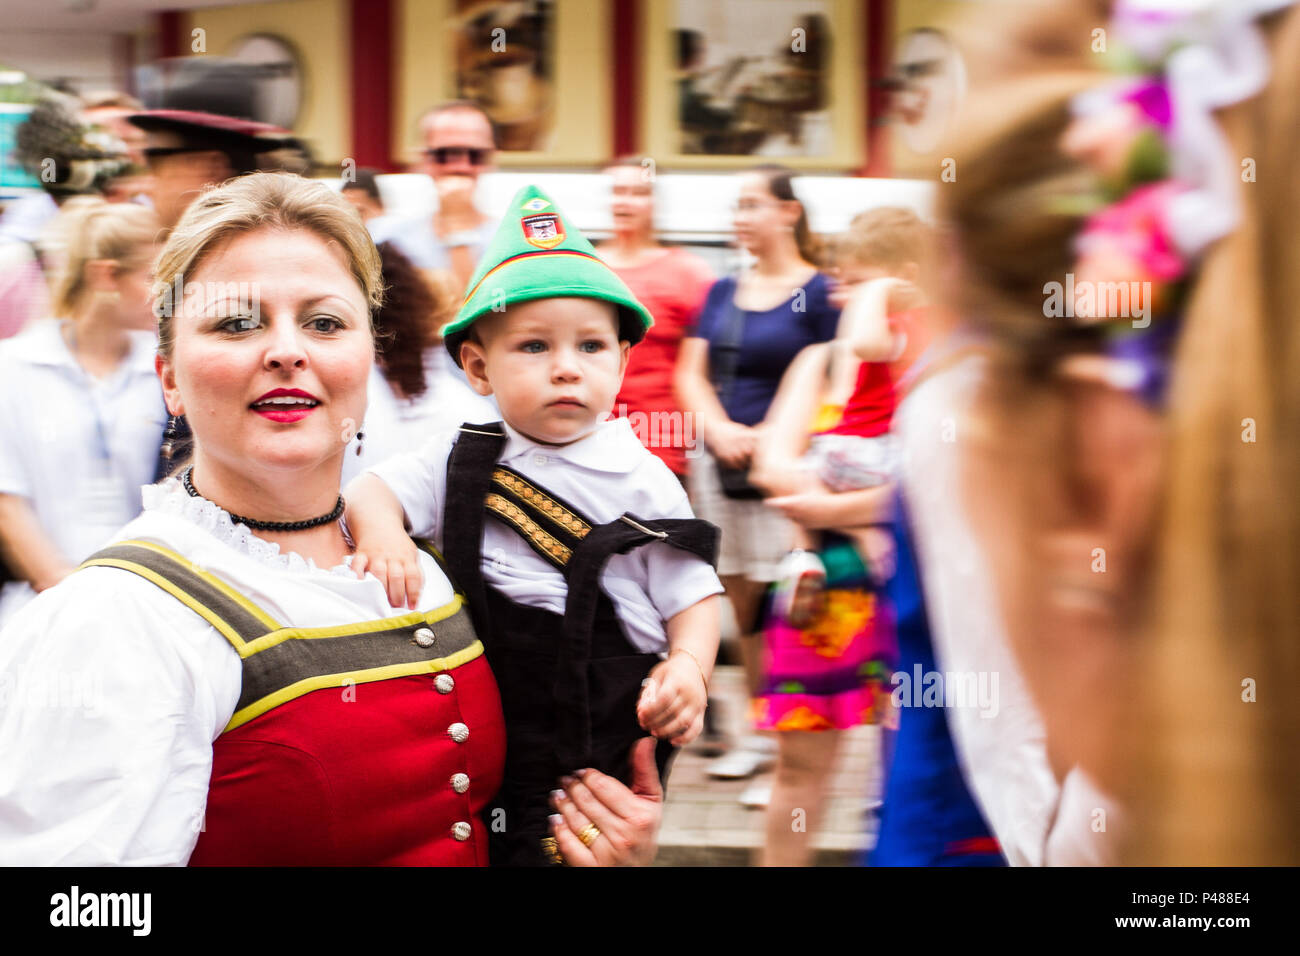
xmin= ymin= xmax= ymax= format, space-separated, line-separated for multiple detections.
xmin=895 ymin=352 xmax=1122 ymax=866
xmin=0 ymin=319 xmax=167 ymax=624
xmin=0 ymin=479 xmax=457 ymax=866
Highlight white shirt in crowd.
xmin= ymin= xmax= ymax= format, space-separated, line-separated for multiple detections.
xmin=894 ymin=350 xmax=1122 ymax=866
xmin=370 ymin=416 xmax=723 ymax=654
xmin=0 ymin=319 xmax=166 ymax=624
xmin=0 ymin=479 xmax=457 ymax=865
xmin=340 ymin=347 xmax=498 ymax=486
xmin=368 ymin=217 xmax=496 ymax=272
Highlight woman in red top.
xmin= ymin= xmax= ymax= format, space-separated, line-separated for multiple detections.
xmin=597 ymin=158 xmax=715 ymax=479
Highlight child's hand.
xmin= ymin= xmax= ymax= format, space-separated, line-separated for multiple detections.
xmin=352 ymin=536 xmax=425 ymax=611
xmin=637 ymin=651 xmax=708 ymax=746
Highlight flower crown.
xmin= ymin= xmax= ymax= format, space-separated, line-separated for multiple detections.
xmin=1057 ymin=0 xmax=1295 ymax=406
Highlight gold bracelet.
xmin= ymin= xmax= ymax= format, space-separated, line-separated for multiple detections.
xmin=671 ymin=647 xmax=709 ymax=693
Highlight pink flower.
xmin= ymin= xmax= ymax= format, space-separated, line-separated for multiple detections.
xmin=1077 ymin=181 xmax=1187 ymax=283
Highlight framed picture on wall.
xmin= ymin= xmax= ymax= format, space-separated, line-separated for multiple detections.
xmin=451 ymin=0 xmax=555 ymax=152
xmin=641 ymin=0 xmax=866 ymax=169
xmin=398 ymin=0 xmax=612 ymax=167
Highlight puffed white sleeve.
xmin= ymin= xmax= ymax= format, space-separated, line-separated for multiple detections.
xmin=0 ymin=567 xmax=239 ymax=865
xmin=366 ymin=428 xmax=456 ymax=541
xmin=641 ymin=467 xmax=724 ymax=624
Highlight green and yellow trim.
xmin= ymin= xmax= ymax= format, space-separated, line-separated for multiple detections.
xmin=225 ymin=639 xmax=485 ymax=732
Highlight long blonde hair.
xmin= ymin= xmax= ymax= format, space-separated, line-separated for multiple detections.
xmin=941 ymin=0 xmax=1299 ymax=863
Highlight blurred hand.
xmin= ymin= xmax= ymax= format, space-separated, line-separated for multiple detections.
xmin=706 ymin=420 xmax=758 ymax=469
xmin=434 ymin=175 xmax=478 ymax=228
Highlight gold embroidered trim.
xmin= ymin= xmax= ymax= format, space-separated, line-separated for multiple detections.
xmin=492 ymin=470 xmax=591 ymax=539
xmin=486 ymin=493 xmax=573 ymax=566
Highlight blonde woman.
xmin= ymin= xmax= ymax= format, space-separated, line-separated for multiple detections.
xmin=0 ymin=198 xmax=163 ymax=625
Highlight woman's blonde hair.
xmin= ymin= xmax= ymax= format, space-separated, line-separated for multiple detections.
xmin=152 ymin=172 xmax=384 ymax=357
xmin=48 ymin=197 xmax=159 ymax=317
xmin=942 ymin=0 xmax=1300 ymax=863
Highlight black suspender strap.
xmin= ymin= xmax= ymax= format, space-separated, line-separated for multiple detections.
xmin=554 ymin=514 xmax=719 ymax=770
xmin=443 ymin=422 xmax=509 ymax=634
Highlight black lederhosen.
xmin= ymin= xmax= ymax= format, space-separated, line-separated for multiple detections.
xmin=443 ymin=423 xmax=719 ymax=866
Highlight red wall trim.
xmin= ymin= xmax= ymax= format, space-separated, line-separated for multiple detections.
xmin=157 ymin=10 xmax=183 ymax=60
xmin=349 ymin=0 xmax=396 ymax=171
xmin=861 ymin=0 xmax=892 ymax=177
xmin=611 ymin=0 xmax=639 ymax=159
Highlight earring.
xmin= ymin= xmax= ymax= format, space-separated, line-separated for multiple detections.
xmin=355 ymin=430 xmax=365 ymax=456
xmin=161 ymin=415 xmax=180 ymax=462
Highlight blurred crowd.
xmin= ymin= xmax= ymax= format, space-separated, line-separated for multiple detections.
xmin=1 ymin=0 xmax=1296 ymax=867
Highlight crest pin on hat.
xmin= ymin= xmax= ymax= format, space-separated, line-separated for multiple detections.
xmin=443 ymin=184 xmax=654 ymax=365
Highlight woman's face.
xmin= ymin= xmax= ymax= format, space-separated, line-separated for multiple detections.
xmin=113 ymin=246 xmax=160 ymax=332
xmin=608 ymin=164 xmax=655 ymax=236
xmin=732 ymin=172 xmax=796 ymax=254
xmin=159 ymin=226 xmax=373 ymax=480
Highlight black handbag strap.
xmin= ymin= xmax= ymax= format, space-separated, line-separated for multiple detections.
xmin=709 ymin=278 xmax=747 ymax=409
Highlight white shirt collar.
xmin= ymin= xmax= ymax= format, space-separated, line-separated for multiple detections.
xmin=9 ymin=319 xmax=158 ymax=376
xmin=498 ymin=416 xmax=647 ymax=475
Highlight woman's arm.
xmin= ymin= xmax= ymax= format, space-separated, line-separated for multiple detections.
xmin=751 ymin=343 xmax=830 ymax=496
xmin=674 ymin=336 xmax=755 ymax=468
xmin=764 ymin=482 xmax=896 ymax=530
xmin=0 ymin=493 xmax=75 ymax=591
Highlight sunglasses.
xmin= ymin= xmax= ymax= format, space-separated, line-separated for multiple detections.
xmin=424 ymin=146 xmax=492 ymax=166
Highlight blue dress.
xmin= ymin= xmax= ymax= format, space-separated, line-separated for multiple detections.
xmin=867 ymin=492 xmax=1006 ymax=866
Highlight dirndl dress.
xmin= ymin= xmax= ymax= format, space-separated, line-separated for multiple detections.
xmin=752 ymin=531 xmax=897 ymax=732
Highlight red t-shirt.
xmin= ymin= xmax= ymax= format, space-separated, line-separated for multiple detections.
xmin=824 ymin=307 xmax=933 ymax=439
xmin=610 ymin=247 xmax=715 ymax=475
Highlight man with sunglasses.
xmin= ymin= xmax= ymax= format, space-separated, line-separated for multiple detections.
xmin=373 ymin=101 xmax=498 ymax=290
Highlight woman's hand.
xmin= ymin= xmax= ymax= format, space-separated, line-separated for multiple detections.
xmin=549 ymin=738 xmax=664 ymax=866
xmin=706 ymin=420 xmax=758 ymax=469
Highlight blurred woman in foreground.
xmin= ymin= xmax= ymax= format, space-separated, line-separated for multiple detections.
xmin=921 ymin=0 xmax=1299 ymax=863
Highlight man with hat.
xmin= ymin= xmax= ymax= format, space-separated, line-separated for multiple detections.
xmin=345 ymin=184 xmax=723 ymax=865
xmin=129 ymin=59 xmax=307 ymax=233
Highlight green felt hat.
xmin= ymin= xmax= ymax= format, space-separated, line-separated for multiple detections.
xmin=443 ymin=184 xmax=654 ymax=365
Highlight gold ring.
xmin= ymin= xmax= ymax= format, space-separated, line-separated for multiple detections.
xmin=541 ymin=836 xmax=565 ymax=866
xmin=578 ymin=823 xmax=600 ymax=847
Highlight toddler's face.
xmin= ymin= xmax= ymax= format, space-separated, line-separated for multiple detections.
xmin=460 ymin=297 xmax=630 ymax=445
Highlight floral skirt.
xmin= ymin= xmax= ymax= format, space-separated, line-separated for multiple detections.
xmin=752 ymin=532 xmax=898 ymax=732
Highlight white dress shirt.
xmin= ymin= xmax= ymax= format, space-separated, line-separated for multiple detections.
xmin=0 ymin=319 xmax=166 ymax=624
xmin=0 ymin=479 xmax=458 ymax=865
xmin=895 ymin=351 xmax=1122 ymax=865
xmin=370 ymin=416 xmax=723 ymax=654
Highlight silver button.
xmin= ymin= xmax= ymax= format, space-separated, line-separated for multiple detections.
xmin=451 ymin=772 xmax=470 ymax=794
xmin=452 ymin=821 xmax=472 ymax=841
xmin=448 ymin=722 xmax=469 ymax=743
xmin=435 ymin=673 xmax=455 ymax=694
xmin=413 ymin=626 xmax=436 ymax=648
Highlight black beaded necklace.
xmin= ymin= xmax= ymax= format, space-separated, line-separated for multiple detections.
xmin=181 ymin=466 xmax=344 ymax=533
